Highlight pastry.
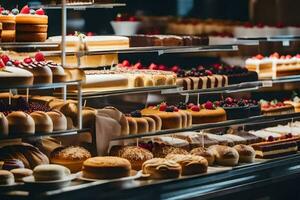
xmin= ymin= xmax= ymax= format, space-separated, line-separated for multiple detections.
xmin=82 ymin=156 xmax=131 ymax=179
xmin=0 ymin=159 xmax=25 ymax=170
xmin=0 ymin=9 xmax=16 ymax=42
xmin=173 ymin=132 xmax=219 ymax=148
xmin=6 ymin=111 xmax=35 ymax=135
xmin=233 ymin=144 xmax=255 ymax=163
xmin=166 ymin=154 xmax=208 ymax=176
xmin=33 ymin=164 xmax=71 ymax=181
xmin=249 ymin=130 xmax=282 ymax=141
xmin=30 ymin=111 xmax=53 ymax=133
xmin=152 ymin=144 xmax=188 ymax=158
xmin=15 ymin=6 xmax=48 ymax=42
xmin=10 ymin=168 xmax=33 ymax=182
xmin=112 ymin=146 xmax=153 ymax=171
xmin=190 ymin=147 xmax=215 ymax=166
xmin=227 ymin=129 xmax=262 ymax=145
xmin=260 ymin=100 xmax=295 ymax=116
xmin=0 ymin=112 xmax=8 ymax=136
xmin=0 ymin=170 xmax=14 ymax=185
xmin=208 ymin=145 xmax=239 ymax=166
xmin=142 ymin=158 xmax=181 ymax=179
xmin=222 ymin=134 xmax=247 ymax=145
xmin=50 ymin=146 xmax=92 ymax=173
xmin=47 ymin=110 xmax=68 ymax=131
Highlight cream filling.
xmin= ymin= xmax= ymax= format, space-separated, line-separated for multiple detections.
xmin=255 ymin=146 xmax=297 ymax=157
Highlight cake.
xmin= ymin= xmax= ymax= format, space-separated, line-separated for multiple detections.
xmin=82 ymin=156 xmax=131 ymax=179
xmin=15 ymin=6 xmax=48 ymax=42
xmin=126 ymin=110 xmax=157 ymax=134
xmin=142 ymin=158 xmax=181 ymax=179
xmin=284 ymin=92 xmax=300 ymax=112
xmin=173 ymin=131 xmax=219 ymax=148
xmin=205 ymin=133 xmax=234 ymax=146
xmin=50 ymin=146 xmax=92 ymax=173
xmin=0 ymin=9 xmax=16 ymax=42
xmin=222 ymin=134 xmax=247 ymax=145
xmin=264 ymin=125 xmax=300 ymax=137
xmin=152 ymin=143 xmax=189 ymax=158
xmin=260 ymin=99 xmax=295 ymax=116
xmin=249 ymin=130 xmax=282 ymax=141
xmin=226 ymin=129 xmax=262 ymax=144
xmin=165 ymin=154 xmax=208 ymax=176
xmin=33 ymin=164 xmax=71 ymax=181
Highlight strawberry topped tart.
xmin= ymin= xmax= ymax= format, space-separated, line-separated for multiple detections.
xmin=260 ymin=99 xmax=295 ymax=116
xmin=15 ymin=5 xmax=48 ymax=42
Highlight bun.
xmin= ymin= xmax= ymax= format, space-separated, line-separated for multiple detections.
xmin=10 ymin=168 xmax=33 ymax=182
xmin=233 ymin=144 xmax=255 ymax=163
xmin=33 ymin=164 xmax=70 ymax=181
xmin=1 ymin=159 xmax=25 ymax=170
xmin=208 ymin=145 xmax=239 ymax=166
xmin=190 ymin=147 xmax=215 ymax=166
xmin=30 ymin=111 xmax=53 ymax=133
xmin=82 ymin=156 xmax=131 ymax=179
xmin=0 ymin=113 xmax=8 ymax=136
xmin=166 ymin=154 xmax=208 ymax=176
xmin=6 ymin=111 xmax=35 ymax=134
xmin=142 ymin=158 xmax=181 ymax=179
xmin=0 ymin=143 xmax=49 ymax=169
xmin=111 ymin=146 xmax=153 ymax=171
xmin=47 ymin=110 xmax=67 ymax=131
xmin=0 ymin=170 xmax=14 ymax=185
xmin=50 ymin=146 xmax=92 ymax=173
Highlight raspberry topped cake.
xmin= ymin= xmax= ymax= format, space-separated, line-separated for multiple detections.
xmin=0 ymin=8 xmax=18 ymax=42
xmin=15 ymin=5 xmax=48 ymax=42
xmin=260 ymin=99 xmax=295 ymax=116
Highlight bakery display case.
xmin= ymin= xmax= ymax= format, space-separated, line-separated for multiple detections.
xmin=2 ymin=0 xmax=300 ymax=200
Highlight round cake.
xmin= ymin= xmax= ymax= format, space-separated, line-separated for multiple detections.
xmin=0 ymin=66 xmax=34 ymax=87
xmin=50 ymin=146 xmax=92 ymax=173
xmin=33 ymin=164 xmax=70 ymax=181
xmin=82 ymin=156 xmax=131 ymax=179
xmin=6 ymin=111 xmax=35 ymax=135
xmin=142 ymin=158 xmax=181 ymax=179
xmin=30 ymin=111 xmax=53 ymax=133
xmin=166 ymin=154 xmax=208 ymax=176
xmin=0 ymin=11 xmax=16 ymax=42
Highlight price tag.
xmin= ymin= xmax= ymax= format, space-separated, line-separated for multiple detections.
xmin=262 ymin=80 xmax=273 ymax=87
xmin=158 ymin=50 xmax=164 ymax=56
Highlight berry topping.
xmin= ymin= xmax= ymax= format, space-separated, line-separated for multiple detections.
xmin=159 ymin=103 xmax=167 ymax=111
xmin=257 ymin=22 xmax=265 ymax=28
xmin=29 ymin=9 xmax=35 ymax=15
xmin=191 ymin=105 xmax=200 ymax=112
xmin=270 ymin=52 xmax=280 ymax=58
xmin=130 ymin=110 xmax=142 ymax=118
xmin=24 ymin=57 xmax=33 ymax=64
xmin=128 ymin=16 xmax=137 ymax=22
xmin=13 ymin=60 xmax=20 ymax=66
xmin=149 ymin=63 xmax=158 ymax=70
xmin=204 ymin=101 xmax=214 ymax=110
xmin=204 ymin=70 xmax=213 ymax=76
xmin=165 ymin=106 xmax=175 ymax=112
xmin=133 ymin=62 xmax=143 ymax=69
xmin=255 ymin=54 xmax=264 ymax=60
xmin=171 ymin=65 xmax=180 ymax=73
xmin=244 ymin=22 xmax=254 ymax=28
xmin=187 ymin=103 xmax=194 ymax=109
xmin=287 ymin=133 xmax=293 ymax=138
xmin=267 ymin=136 xmax=274 ymax=142
xmin=115 ymin=13 xmax=123 ymax=21
xmin=158 ymin=65 xmax=167 ymax=71
xmin=35 ymin=52 xmax=45 ymax=62
xmin=1 ymin=10 xmax=9 ymax=15
xmin=1 ymin=55 xmax=10 ymax=65
xmin=35 ymin=8 xmax=45 ymax=15
xmin=11 ymin=8 xmax=19 ymax=15
xmin=0 ymin=59 xmax=5 ymax=69
xmin=20 ymin=5 xmax=30 ymax=14
xmin=122 ymin=60 xmax=130 ymax=67
xmin=0 ymin=7 xmax=4 ymax=13
xmin=173 ymin=106 xmax=179 ymax=112
xmin=225 ymin=97 xmax=234 ymax=104
xmin=286 ymin=55 xmax=292 ymax=59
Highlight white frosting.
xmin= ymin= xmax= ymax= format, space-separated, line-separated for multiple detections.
xmin=249 ymin=130 xmax=281 ymax=140
xmin=265 ymin=125 xmax=300 ymax=136
xmin=84 ymin=74 xmax=128 ymax=87
xmin=0 ymin=67 xmax=33 ymax=77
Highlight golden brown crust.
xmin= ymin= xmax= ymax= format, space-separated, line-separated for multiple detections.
xmin=30 ymin=111 xmax=53 ymax=133
xmin=142 ymin=158 xmax=181 ymax=179
xmin=6 ymin=111 xmax=35 ymax=134
xmin=143 ymin=117 xmax=156 ymax=132
xmin=47 ymin=110 xmax=67 ymax=131
xmin=208 ymin=145 xmax=239 ymax=166
xmin=152 ymin=144 xmax=188 ymax=158
xmin=126 ymin=117 xmax=138 ymax=135
xmin=233 ymin=144 xmax=255 ymax=163
xmin=16 ymin=32 xmax=47 ymax=42
xmin=187 ymin=108 xmax=227 ymax=124
xmin=143 ymin=114 xmax=162 ymax=131
xmin=16 ymin=24 xmax=48 ymax=32
xmin=190 ymin=147 xmax=215 ymax=166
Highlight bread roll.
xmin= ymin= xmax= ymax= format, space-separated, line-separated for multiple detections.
xmin=50 ymin=146 xmax=92 ymax=173
xmin=10 ymin=168 xmax=33 ymax=182
xmin=0 ymin=170 xmax=14 ymax=185
xmin=166 ymin=154 xmax=208 ymax=176
xmin=233 ymin=144 xmax=255 ymax=163
xmin=33 ymin=164 xmax=71 ymax=181
xmin=30 ymin=111 xmax=53 ymax=133
xmin=208 ymin=145 xmax=239 ymax=166
xmin=0 ymin=113 xmax=8 ymax=136
xmin=6 ymin=111 xmax=35 ymax=134
xmin=82 ymin=156 xmax=131 ymax=179
xmin=142 ymin=158 xmax=181 ymax=179
xmin=47 ymin=110 xmax=67 ymax=131
xmin=190 ymin=147 xmax=215 ymax=166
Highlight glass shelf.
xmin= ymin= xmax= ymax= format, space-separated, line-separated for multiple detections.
xmin=30 ymin=3 xmax=126 ymax=10
xmin=0 ymin=42 xmax=60 ymax=49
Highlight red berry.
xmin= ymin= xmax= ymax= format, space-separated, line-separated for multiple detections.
xmin=271 ymin=52 xmax=280 ymax=58
xmin=173 ymin=107 xmax=179 ymax=112
xmin=286 ymin=55 xmax=292 ymax=59
xmin=0 ymin=59 xmax=5 ymax=68
xmin=115 ymin=13 xmax=123 ymax=21
xmin=244 ymin=22 xmax=253 ymax=28
xmin=35 ymin=8 xmax=45 ymax=15
xmin=134 ymin=62 xmax=143 ymax=69
xmin=1 ymin=55 xmax=10 ymax=65
xmin=13 ymin=60 xmax=20 ymax=66
xmin=257 ymin=22 xmax=265 ymax=28
xmin=87 ymin=32 xmax=93 ymax=36
xmin=158 ymin=65 xmax=167 ymax=71
xmin=214 ymin=101 xmax=220 ymax=107
xmin=149 ymin=63 xmax=158 ymax=70
xmin=191 ymin=105 xmax=200 ymax=112
xmin=0 ymin=7 xmax=4 ymax=13
xmin=159 ymin=103 xmax=167 ymax=111
xmin=128 ymin=16 xmax=137 ymax=22
xmin=225 ymin=97 xmax=234 ymax=104
xmin=204 ymin=101 xmax=214 ymax=110
xmin=287 ymin=133 xmax=293 ymax=138
xmin=268 ymin=136 xmax=274 ymax=142
xmin=20 ymin=5 xmax=30 ymax=14
xmin=24 ymin=57 xmax=33 ymax=64
xmin=171 ymin=65 xmax=180 ymax=73
xmin=255 ymin=54 xmax=264 ymax=60
xmin=187 ymin=103 xmax=194 ymax=109
xmin=122 ymin=60 xmax=130 ymax=67
xmin=205 ymin=70 xmax=213 ymax=76
xmin=35 ymin=52 xmax=45 ymax=62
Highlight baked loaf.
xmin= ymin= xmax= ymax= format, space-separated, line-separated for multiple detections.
xmin=6 ymin=111 xmax=35 ymax=134
xmin=190 ymin=147 xmax=215 ymax=166
xmin=47 ymin=110 xmax=67 ymax=131
xmin=208 ymin=145 xmax=239 ymax=166
xmin=0 ymin=113 xmax=8 ymax=136
xmin=110 ymin=146 xmax=153 ymax=171
xmin=30 ymin=111 xmax=53 ymax=133
xmin=0 ymin=143 xmax=49 ymax=169
xmin=233 ymin=144 xmax=255 ymax=163
xmin=33 ymin=164 xmax=70 ymax=181
xmin=0 ymin=170 xmax=14 ymax=185
xmin=0 ymin=159 xmax=25 ymax=170
xmin=82 ymin=156 xmax=131 ymax=179
xmin=142 ymin=158 xmax=181 ymax=179
xmin=166 ymin=154 xmax=208 ymax=176
xmin=10 ymin=168 xmax=33 ymax=182
xmin=50 ymin=146 xmax=92 ymax=173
